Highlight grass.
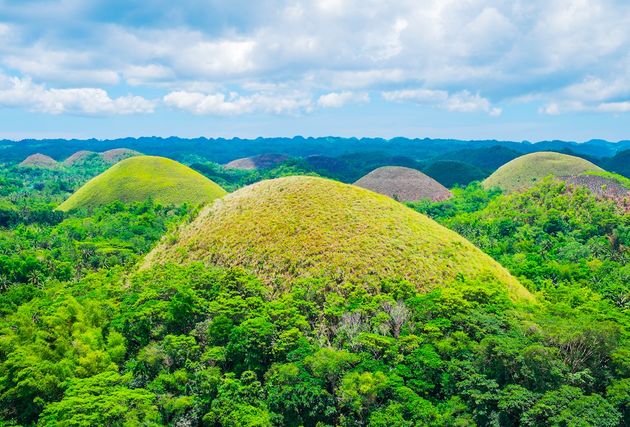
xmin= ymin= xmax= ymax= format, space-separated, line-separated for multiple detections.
xmin=483 ymin=152 xmax=602 ymax=192
xmin=145 ymin=176 xmax=533 ymax=302
xmin=57 ymin=156 xmax=227 ymax=211
xmin=354 ymin=166 xmax=452 ymax=202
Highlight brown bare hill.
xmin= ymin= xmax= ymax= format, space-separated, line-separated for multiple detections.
xmin=101 ymin=148 xmax=142 ymax=163
xmin=63 ymin=150 xmax=101 ymax=166
xmin=225 ymin=153 xmax=289 ymax=170
xmin=354 ymin=166 xmax=452 ymax=202
xmin=561 ymin=173 xmax=630 ymax=212
xmin=18 ymin=154 xmax=60 ymax=169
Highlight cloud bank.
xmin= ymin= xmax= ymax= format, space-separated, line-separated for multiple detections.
xmin=0 ymin=0 xmax=629 ymax=118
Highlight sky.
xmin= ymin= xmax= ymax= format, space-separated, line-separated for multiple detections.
xmin=0 ymin=0 xmax=629 ymax=141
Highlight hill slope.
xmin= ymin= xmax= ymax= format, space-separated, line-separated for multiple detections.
xmin=354 ymin=166 xmax=452 ymax=201
xmin=483 ymin=152 xmax=602 ymax=192
xmin=561 ymin=172 xmax=630 ymax=212
xmin=18 ymin=153 xmax=60 ymax=169
xmin=225 ymin=154 xmax=289 ymax=170
xmin=58 ymin=156 xmax=227 ymax=211
xmin=145 ymin=176 xmax=532 ymax=301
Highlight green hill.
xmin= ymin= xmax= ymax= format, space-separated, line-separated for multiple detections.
xmin=354 ymin=166 xmax=452 ymax=202
xmin=483 ymin=152 xmax=603 ymax=192
xmin=145 ymin=176 xmax=532 ymax=302
xmin=423 ymin=160 xmax=487 ymax=188
xmin=57 ymin=156 xmax=227 ymax=211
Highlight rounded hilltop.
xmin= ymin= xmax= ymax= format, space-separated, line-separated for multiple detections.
xmin=63 ymin=150 xmax=100 ymax=166
xmin=354 ymin=166 xmax=452 ymax=202
xmin=145 ymin=176 xmax=532 ymax=302
xmin=101 ymin=148 xmax=141 ymax=163
xmin=18 ymin=153 xmax=60 ymax=169
xmin=483 ymin=151 xmax=603 ymax=193
xmin=63 ymin=148 xmax=141 ymax=166
xmin=225 ymin=153 xmax=289 ymax=170
xmin=57 ymin=156 xmax=227 ymax=211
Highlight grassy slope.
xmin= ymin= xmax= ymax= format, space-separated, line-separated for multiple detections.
xmin=483 ymin=151 xmax=603 ymax=192
xmin=145 ymin=176 xmax=532 ymax=302
xmin=58 ymin=156 xmax=227 ymax=211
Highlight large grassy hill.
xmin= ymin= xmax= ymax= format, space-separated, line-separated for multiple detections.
xmin=57 ymin=156 xmax=227 ymax=211
xmin=354 ymin=166 xmax=452 ymax=201
xmin=145 ymin=176 xmax=532 ymax=301
xmin=483 ymin=152 xmax=602 ymax=192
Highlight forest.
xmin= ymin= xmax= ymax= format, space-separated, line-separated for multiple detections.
xmin=0 ymin=145 xmax=629 ymax=427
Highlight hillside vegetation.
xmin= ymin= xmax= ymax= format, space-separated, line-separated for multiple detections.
xmin=57 ymin=156 xmax=227 ymax=211
xmin=1 ymin=160 xmax=629 ymax=426
xmin=423 ymin=160 xmax=487 ymax=188
xmin=483 ymin=151 xmax=602 ymax=192
xmin=146 ymin=176 xmax=531 ymax=301
xmin=562 ymin=172 xmax=630 ymax=212
xmin=354 ymin=166 xmax=452 ymax=202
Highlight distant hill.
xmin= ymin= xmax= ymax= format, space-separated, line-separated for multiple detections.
xmin=483 ymin=152 xmax=603 ymax=193
xmin=3 ymin=137 xmax=628 ymax=165
xmin=423 ymin=160 xmax=487 ymax=188
xmin=354 ymin=166 xmax=452 ymax=202
xmin=435 ymin=145 xmax=522 ymax=172
xmin=603 ymin=149 xmax=630 ymax=178
xmin=101 ymin=148 xmax=142 ymax=163
xmin=561 ymin=172 xmax=630 ymax=212
xmin=57 ymin=156 xmax=227 ymax=211
xmin=18 ymin=153 xmax=60 ymax=169
xmin=63 ymin=150 xmax=101 ymax=166
xmin=225 ymin=154 xmax=290 ymax=170
xmin=144 ymin=176 xmax=532 ymax=302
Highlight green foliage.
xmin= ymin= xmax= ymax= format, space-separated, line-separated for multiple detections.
xmin=38 ymin=372 xmax=161 ymax=426
xmin=0 ymin=157 xmax=628 ymax=426
xmin=423 ymin=160 xmax=487 ymax=188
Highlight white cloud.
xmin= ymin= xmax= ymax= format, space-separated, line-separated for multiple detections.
xmin=382 ymin=88 xmax=501 ymax=115
xmin=540 ymin=75 xmax=630 ymax=115
xmin=382 ymin=88 xmax=448 ymax=103
xmin=3 ymin=0 xmax=630 ymax=117
xmin=163 ymin=90 xmax=312 ymax=115
xmin=0 ymin=74 xmax=155 ymax=115
xmin=124 ymin=64 xmax=175 ymax=86
xmin=317 ymin=91 xmax=369 ymax=108
xmin=173 ymin=39 xmax=258 ymax=77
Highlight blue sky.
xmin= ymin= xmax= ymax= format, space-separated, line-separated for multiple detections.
xmin=0 ymin=0 xmax=629 ymax=141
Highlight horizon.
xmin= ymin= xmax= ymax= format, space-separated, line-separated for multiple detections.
xmin=1 ymin=1 xmax=629 ymax=141
xmin=3 ymin=135 xmax=630 ymax=145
